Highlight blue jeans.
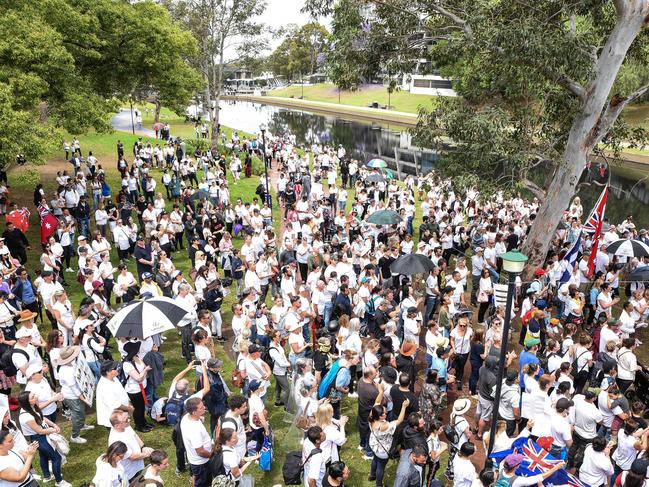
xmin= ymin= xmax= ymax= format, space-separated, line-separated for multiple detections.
xmin=32 ymin=434 xmax=63 ymax=482
xmin=78 ymin=217 xmax=90 ymax=238
xmin=323 ymin=302 xmax=334 ymax=327
xmin=88 ymin=360 xmax=100 ymax=382
xmin=424 ymin=295 xmax=437 ymax=323
xmin=145 ymin=382 xmax=158 ymax=412
xmin=370 ymin=455 xmax=388 ymax=486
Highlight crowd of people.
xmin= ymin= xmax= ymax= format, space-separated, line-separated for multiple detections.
xmin=1 ymin=121 xmax=649 ymax=487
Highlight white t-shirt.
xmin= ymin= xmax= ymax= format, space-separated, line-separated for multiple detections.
xmin=96 ymin=377 xmax=130 ymax=428
xmin=123 ymin=360 xmax=147 ymax=394
xmin=550 ymin=412 xmax=572 ymax=448
xmin=180 ymin=415 xmax=212 ymax=466
xmin=452 ymin=455 xmax=476 ymax=487
xmin=303 ymin=439 xmax=326 ymax=487
xmin=612 ymin=429 xmax=639 ymax=470
xmin=579 ymin=445 xmax=614 ymax=487
xmin=24 ymin=379 xmax=56 ymax=416
xmin=221 ymin=446 xmax=241 ymax=480
xmin=0 ymin=450 xmax=34 ymax=487
xmin=108 ymin=426 xmax=145 ymax=480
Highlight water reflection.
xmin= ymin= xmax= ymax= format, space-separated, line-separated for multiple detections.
xmin=218 ymin=100 xmax=649 ymax=227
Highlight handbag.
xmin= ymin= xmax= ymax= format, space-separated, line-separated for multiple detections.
xmin=477 ymin=291 xmax=489 ymax=303
xmin=47 ymin=432 xmax=70 ymax=456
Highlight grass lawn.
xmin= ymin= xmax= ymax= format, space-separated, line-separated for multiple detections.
xmin=9 ymin=119 xmax=402 ymax=487
xmin=269 ymin=83 xmax=438 ymax=114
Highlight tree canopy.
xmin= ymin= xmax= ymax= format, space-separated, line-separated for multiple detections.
xmin=266 ymin=22 xmax=330 ymax=80
xmin=306 ymin=0 xmax=649 ymax=274
xmin=0 ymin=0 xmax=201 ymax=167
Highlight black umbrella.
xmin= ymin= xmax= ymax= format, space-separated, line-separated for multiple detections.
xmin=367 ymin=210 xmax=401 ymax=225
xmin=365 ymin=173 xmax=386 ymax=183
xmin=629 ymin=266 xmax=649 ymax=282
xmin=106 ymin=297 xmax=192 ymax=338
xmin=606 ymin=239 xmax=649 ymax=258
xmin=191 ymin=190 xmax=210 ymax=201
xmin=390 ymin=253 xmax=435 ymax=275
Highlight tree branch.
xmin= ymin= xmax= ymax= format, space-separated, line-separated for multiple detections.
xmin=592 ymin=80 xmax=649 ymax=145
xmin=428 ymin=4 xmax=474 ymax=40
xmin=521 ymin=179 xmax=547 ymax=198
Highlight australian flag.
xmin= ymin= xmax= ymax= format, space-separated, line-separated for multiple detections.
xmin=490 ymin=438 xmax=586 ymax=487
xmin=558 ymin=231 xmax=581 ymax=286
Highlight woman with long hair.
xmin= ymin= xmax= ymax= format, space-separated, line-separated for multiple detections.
xmin=477 ymin=268 xmax=494 ymax=324
xmin=78 ymin=322 xmax=105 ymax=381
xmin=18 ymin=390 xmax=69 ymax=486
xmin=122 ymin=341 xmax=151 ymax=432
xmin=24 ymin=367 xmax=61 ymax=423
xmin=0 ymin=429 xmax=39 ymax=487
xmin=92 ymin=441 xmax=128 ymax=487
xmin=315 ymin=402 xmax=347 ymax=466
xmin=368 ymin=395 xmax=409 ymax=487
xmin=450 ymin=314 xmax=474 ymax=393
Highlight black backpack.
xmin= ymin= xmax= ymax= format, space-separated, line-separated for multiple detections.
xmin=261 ymin=345 xmax=279 ymax=370
xmin=164 ymin=391 xmax=189 ymax=426
xmin=282 ymin=448 xmax=321 ymax=485
xmin=0 ymin=348 xmax=29 ymax=377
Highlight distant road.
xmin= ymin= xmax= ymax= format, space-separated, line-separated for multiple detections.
xmin=111 ymin=108 xmax=155 ymax=137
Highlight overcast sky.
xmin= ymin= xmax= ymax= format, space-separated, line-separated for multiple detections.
xmin=259 ymin=0 xmax=331 ymax=50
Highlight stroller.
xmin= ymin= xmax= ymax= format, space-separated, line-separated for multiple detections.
xmin=624 ymin=362 xmax=649 ymax=418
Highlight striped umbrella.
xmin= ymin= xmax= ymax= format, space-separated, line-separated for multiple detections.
xmin=605 ymin=239 xmax=649 ymax=258
xmin=367 ymin=158 xmax=387 ymax=168
xmin=106 ymin=297 xmax=193 ymax=338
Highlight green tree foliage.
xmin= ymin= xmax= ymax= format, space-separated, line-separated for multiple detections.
xmin=306 ymin=0 xmax=649 ymax=274
xmin=0 ymin=0 xmax=200 ymax=167
xmin=266 ymin=22 xmax=329 ymax=80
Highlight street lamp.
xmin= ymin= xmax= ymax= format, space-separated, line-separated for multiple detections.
xmin=485 ymin=249 xmax=528 ymax=461
xmin=259 ymin=123 xmax=272 ymax=218
xmin=129 ymin=95 xmax=135 ymax=135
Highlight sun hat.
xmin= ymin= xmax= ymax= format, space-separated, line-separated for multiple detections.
xmin=58 ymin=346 xmax=80 ymax=365
xmin=15 ymin=327 xmax=32 ymax=339
xmin=435 ymin=336 xmax=450 ymax=348
xmin=399 ymin=341 xmax=417 ymax=357
xmin=452 ymin=398 xmax=471 ymax=416
xmin=17 ymin=310 xmax=37 ymax=323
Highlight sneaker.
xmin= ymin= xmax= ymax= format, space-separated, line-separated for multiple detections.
xmin=65 ymin=268 xmax=74 ymax=273
xmin=81 ymin=424 xmax=95 ymax=431
xmin=363 ymin=453 xmax=374 ymax=460
xmin=348 ymin=392 xmax=358 ymax=398
xmin=56 ymin=480 xmax=72 ymax=487
xmin=32 ymin=474 xmax=42 ymax=481
xmin=42 ymin=476 xmax=55 ymax=483
xmin=70 ymin=436 xmax=87 ymax=444
xmin=357 ymin=445 xmax=364 ymax=451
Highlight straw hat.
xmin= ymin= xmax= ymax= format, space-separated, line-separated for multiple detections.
xmin=399 ymin=341 xmax=417 ymax=357
xmin=17 ymin=310 xmax=37 ymax=323
xmin=58 ymin=346 xmax=80 ymax=365
xmin=452 ymin=398 xmax=471 ymax=416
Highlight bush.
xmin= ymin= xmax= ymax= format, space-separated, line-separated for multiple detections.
xmin=16 ymin=167 xmax=41 ymax=186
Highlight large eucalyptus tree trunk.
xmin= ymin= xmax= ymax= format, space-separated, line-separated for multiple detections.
xmin=522 ymin=0 xmax=649 ymax=280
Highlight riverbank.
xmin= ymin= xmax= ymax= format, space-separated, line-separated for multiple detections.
xmin=223 ymin=94 xmax=418 ymax=126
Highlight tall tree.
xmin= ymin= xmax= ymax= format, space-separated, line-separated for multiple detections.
xmin=266 ymin=22 xmax=330 ymax=80
xmin=164 ymin=0 xmax=268 ymax=151
xmin=0 ymin=0 xmax=200 ymax=168
xmin=306 ymin=0 xmax=649 ymax=277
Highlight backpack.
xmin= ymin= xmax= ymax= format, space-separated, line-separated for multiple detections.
xmin=282 ymin=448 xmax=321 ymax=485
xmin=209 ymin=449 xmax=234 ymax=487
xmin=261 ymin=345 xmax=279 ymax=370
xmin=171 ymin=419 xmax=184 ymax=449
xmin=494 ymin=474 xmax=516 ymax=487
xmin=0 ymin=348 xmax=29 ymax=377
xmin=164 ymin=391 xmax=189 ymax=426
xmin=521 ymin=307 xmax=537 ymax=326
xmin=115 ymin=361 xmax=128 ymax=386
xmin=570 ymin=350 xmax=590 ymax=378
xmin=318 ymin=359 xmax=343 ymax=400
xmin=129 ymin=476 xmax=163 ymax=487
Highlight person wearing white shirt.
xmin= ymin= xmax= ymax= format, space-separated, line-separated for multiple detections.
xmin=108 ymin=410 xmax=152 ymax=482
xmin=579 ymin=437 xmax=614 ymax=487
xmin=617 ymin=339 xmax=642 ymax=393
xmin=180 ymin=398 xmax=212 ymax=487
xmin=218 ymin=428 xmax=259 ymax=482
xmin=58 ymin=346 xmax=91 ymax=444
xmin=612 ymin=420 xmax=645 ymax=481
xmin=303 ymin=427 xmax=326 ymax=487
xmin=96 ymin=361 xmax=131 ymax=428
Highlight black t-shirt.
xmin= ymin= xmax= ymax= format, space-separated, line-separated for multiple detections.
xmin=322 ymin=477 xmax=344 ymax=487
xmin=390 ymin=385 xmax=419 ymax=416
xmin=313 ymin=351 xmax=329 ymax=374
xmin=133 ymin=244 xmax=153 ymax=277
xmin=378 ymin=255 xmax=395 ymax=278
xmin=506 ymin=233 xmax=519 ymax=251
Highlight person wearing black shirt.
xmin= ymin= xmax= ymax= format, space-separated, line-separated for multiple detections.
xmin=390 ymin=373 xmax=419 ymax=418
xmin=378 ymin=247 xmax=398 ymax=283
xmin=133 ymin=236 xmax=153 ymax=279
xmin=2 ymin=222 xmax=29 ymax=264
xmin=506 ymin=227 xmax=519 ymax=251
xmin=357 ymin=366 xmax=382 ymax=458
xmin=76 ymin=196 xmax=91 ymax=238
xmin=322 ymin=461 xmax=349 ymax=487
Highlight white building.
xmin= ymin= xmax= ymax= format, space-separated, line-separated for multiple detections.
xmin=401 ymin=73 xmax=456 ymax=97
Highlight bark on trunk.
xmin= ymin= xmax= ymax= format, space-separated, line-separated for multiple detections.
xmin=521 ymin=1 xmax=649 ymax=280
xmin=210 ymin=41 xmax=225 ymax=154
xmin=154 ymin=99 xmax=161 ymax=125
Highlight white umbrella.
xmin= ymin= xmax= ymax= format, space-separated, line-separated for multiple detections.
xmin=106 ymin=297 xmax=193 ymax=339
xmin=605 ymin=239 xmax=649 ymax=258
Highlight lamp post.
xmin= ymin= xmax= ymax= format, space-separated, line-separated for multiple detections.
xmin=485 ymin=249 xmax=528 ymax=461
xmin=129 ymin=96 xmax=135 ymax=135
xmin=259 ymin=123 xmax=272 ymax=218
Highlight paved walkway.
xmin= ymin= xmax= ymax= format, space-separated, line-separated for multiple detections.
xmin=110 ymin=108 xmax=156 ymax=137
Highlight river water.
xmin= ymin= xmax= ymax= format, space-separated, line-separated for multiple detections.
xmin=218 ymin=100 xmax=649 ymax=228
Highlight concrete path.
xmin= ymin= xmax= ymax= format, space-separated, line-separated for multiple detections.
xmin=110 ymin=108 xmax=156 ymax=137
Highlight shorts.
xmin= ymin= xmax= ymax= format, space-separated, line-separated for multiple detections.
xmin=477 ymin=396 xmax=493 ymax=421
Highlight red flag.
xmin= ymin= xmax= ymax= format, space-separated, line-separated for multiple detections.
xmin=6 ymin=208 xmax=30 ymax=233
xmin=39 ymin=206 xmax=59 ymax=244
xmin=585 ymin=186 xmax=608 ymax=277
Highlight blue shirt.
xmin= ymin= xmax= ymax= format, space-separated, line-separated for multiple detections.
xmin=21 ymin=279 xmax=35 ymax=304
xmin=430 ymin=357 xmax=448 ymax=391
xmin=330 ymin=366 xmax=351 ymax=402
xmin=519 ymin=350 xmax=543 ymax=385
